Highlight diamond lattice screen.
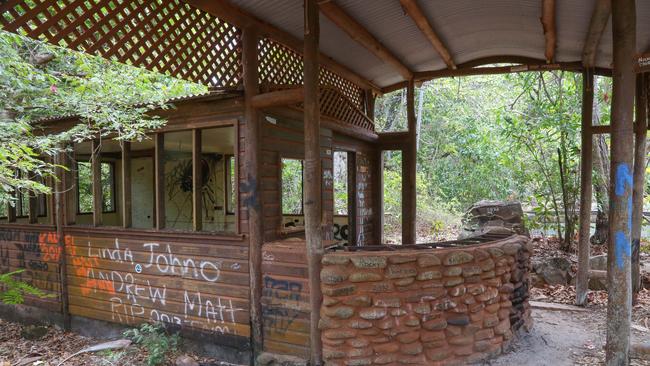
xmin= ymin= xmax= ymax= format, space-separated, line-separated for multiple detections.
xmin=0 ymin=0 xmax=242 ymax=87
xmin=258 ymin=37 xmax=365 ymax=111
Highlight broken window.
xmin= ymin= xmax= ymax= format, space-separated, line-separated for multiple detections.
xmin=281 ymin=157 xmax=304 ymax=231
xmin=77 ymin=161 xmax=115 ymax=214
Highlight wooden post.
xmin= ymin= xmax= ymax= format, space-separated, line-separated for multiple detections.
xmin=28 ymin=187 xmax=38 ymax=224
xmin=54 ymin=150 xmax=71 ymax=330
xmin=576 ymin=70 xmax=594 ymax=306
xmin=122 ymin=141 xmax=132 ymax=228
xmin=304 ymin=0 xmax=323 ymax=363
xmin=402 ymin=79 xmax=417 ymax=244
xmin=64 ymin=150 xmax=76 ymax=225
xmin=192 ymin=129 xmax=203 ymax=231
xmin=632 ymin=73 xmax=647 ymax=294
xmin=154 ymin=133 xmax=165 ymax=230
xmin=242 ymin=27 xmax=264 ymax=357
xmin=91 ymin=139 xmax=102 ymax=226
xmin=606 ymin=0 xmax=636 ymax=363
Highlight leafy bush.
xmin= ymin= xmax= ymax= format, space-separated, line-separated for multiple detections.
xmin=123 ymin=323 xmax=179 ymax=366
xmin=0 ymin=269 xmax=53 ymax=304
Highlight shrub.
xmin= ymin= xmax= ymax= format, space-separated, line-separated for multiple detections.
xmin=123 ymin=322 xmax=179 ymax=366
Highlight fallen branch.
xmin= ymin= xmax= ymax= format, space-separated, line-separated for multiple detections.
xmin=530 ymin=300 xmax=589 ymax=312
xmin=56 ymin=339 xmax=131 ymax=366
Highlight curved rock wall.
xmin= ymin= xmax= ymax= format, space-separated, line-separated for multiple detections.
xmin=319 ymin=235 xmax=533 ymax=365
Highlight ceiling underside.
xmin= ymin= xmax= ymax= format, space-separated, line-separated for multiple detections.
xmin=230 ymin=0 xmax=650 ymax=88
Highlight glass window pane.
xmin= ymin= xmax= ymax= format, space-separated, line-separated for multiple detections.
xmin=334 ymin=151 xmax=348 ymax=215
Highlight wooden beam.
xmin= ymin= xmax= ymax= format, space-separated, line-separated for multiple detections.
xmin=304 ymin=0 xmax=324 ymax=363
xmin=632 ymin=73 xmax=647 ymax=294
xmin=319 ymin=1 xmax=413 ymax=80
xmin=582 ymin=0 xmax=612 ymax=68
xmin=154 ymin=133 xmax=165 ymax=230
xmin=54 ymin=150 xmax=71 ymax=330
xmin=402 ymin=79 xmax=417 ymax=244
xmin=399 ymin=0 xmax=455 ymax=69
xmin=605 ymin=0 xmax=635 ymax=362
xmin=192 ymin=129 xmax=202 ymax=232
xmin=381 ymin=61 xmax=598 ymax=94
xmin=28 ymin=185 xmax=38 ymax=224
xmin=576 ymin=70 xmax=594 ymax=306
xmin=121 ymin=141 xmax=132 ymax=228
xmin=242 ymin=27 xmax=264 ymax=357
xmin=91 ymin=139 xmax=102 ymax=226
xmin=250 ymin=87 xmax=304 ymax=109
xmin=185 ymin=0 xmax=381 ymax=94
xmin=541 ymin=0 xmax=557 ymax=63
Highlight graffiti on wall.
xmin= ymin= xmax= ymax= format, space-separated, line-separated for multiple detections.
xmin=0 ymin=229 xmax=61 ymax=295
xmin=262 ymin=275 xmax=303 ymax=335
xmin=66 ymin=236 xmax=245 ymax=335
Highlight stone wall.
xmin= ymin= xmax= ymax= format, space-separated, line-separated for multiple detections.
xmin=319 ymin=235 xmax=532 ymax=365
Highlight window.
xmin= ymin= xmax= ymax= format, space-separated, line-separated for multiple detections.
xmin=333 ymin=151 xmax=348 ymax=215
xmin=15 ymin=174 xmax=47 ymax=218
xmin=225 ymin=155 xmax=236 ymax=215
xmin=77 ymin=161 xmax=115 ymax=214
xmin=281 ymin=158 xmax=304 ymax=215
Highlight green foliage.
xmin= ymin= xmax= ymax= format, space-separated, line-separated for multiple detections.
xmin=123 ymin=322 xmax=179 ymax=366
xmin=0 ymin=29 xmax=205 ymax=204
xmin=375 ymin=71 xmax=606 ymax=242
xmin=0 ymin=269 xmax=54 ymax=304
xmin=281 ymin=158 xmax=304 ymax=215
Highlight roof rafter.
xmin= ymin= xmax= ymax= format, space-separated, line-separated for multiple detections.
xmin=399 ymin=0 xmax=455 ymax=70
xmin=185 ymin=0 xmax=381 ymax=94
xmin=541 ymin=0 xmax=557 ymax=63
xmin=318 ymin=0 xmax=413 ymax=80
xmin=582 ymin=0 xmax=611 ymax=68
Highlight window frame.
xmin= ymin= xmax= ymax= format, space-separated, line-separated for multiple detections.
xmin=224 ymin=154 xmax=236 ymax=215
xmin=76 ymin=160 xmax=117 ymax=215
xmin=280 ymin=157 xmax=305 ymax=216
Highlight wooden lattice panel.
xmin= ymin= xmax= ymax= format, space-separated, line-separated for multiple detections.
xmin=0 ymin=0 xmax=242 ymax=87
xmin=319 ymin=87 xmax=374 ymax=131
xmin=259 ymin=38 xmax=365 ymax=111
xmin=258 ymin=37 xmax=304 ymax=89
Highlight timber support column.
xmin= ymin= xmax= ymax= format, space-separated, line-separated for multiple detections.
xmin=55 ymin=150 xmax=71 ymax=330
xmin=402 ymin=79 xmax=417 ymax=244
xmin=576 ymin=70 xmax=594 ymax=306
xmin=304 ymin=0 xmax=324 ymax=363
xmin=606 ymin=0 xmax=636 ymax=364
xmin=632 ymin=73 xmax=647 ymax=295
xmin=242 ymin=28 xmax=264 ymax=357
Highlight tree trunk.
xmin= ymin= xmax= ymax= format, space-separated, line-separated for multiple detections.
xmin=591 ymin=78 xmax=610 ymax=246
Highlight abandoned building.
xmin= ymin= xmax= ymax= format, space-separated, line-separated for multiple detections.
xmin=0 ymin=0 xmax=648 ymax=365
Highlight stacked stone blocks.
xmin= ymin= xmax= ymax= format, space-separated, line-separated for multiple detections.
xmin=319 ymin=235 xmax=533 ymax=365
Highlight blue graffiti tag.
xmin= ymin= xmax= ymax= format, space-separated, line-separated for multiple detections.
xmin=614 ymin=163 xmax=634 ymax=269
xmin=615 ymin=163 xmax=633 ymax=197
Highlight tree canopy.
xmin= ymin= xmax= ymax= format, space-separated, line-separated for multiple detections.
xmin=0 ymin=30 xmax=205 ymax=203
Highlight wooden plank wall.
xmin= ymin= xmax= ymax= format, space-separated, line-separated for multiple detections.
xmin=0 ymin=226 xmax=62 ymax=312
xmin=260 ymin=114 xmax=334 ymax=242
xmin=261 ymin=239 xmax=310 ymax=357
xmin=63 ymin=227 xmax=251 ymax=345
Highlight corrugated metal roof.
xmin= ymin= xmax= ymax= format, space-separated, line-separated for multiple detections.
xmin=229 ymin=0 xmax=650 ymax=88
